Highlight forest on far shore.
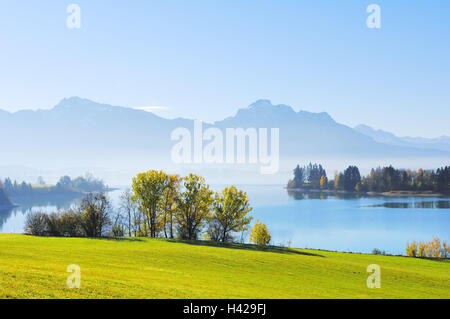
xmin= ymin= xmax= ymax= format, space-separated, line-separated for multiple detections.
xmin=0 ymin=174 xmax=107 ymax=198
xmin=287 ymin=163 xmax=450 ymax=194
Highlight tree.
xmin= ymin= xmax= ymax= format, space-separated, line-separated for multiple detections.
xmin=24 ymin=212 xmax=48 ymax=236
xmin=132 ymin=170 xmax=168 ymax=237
xmin=175 ymin=174 xmax=213 ymax=240
xmin=37 ymin=176 xmax=45 ymax=185
xmin=208 ymin=186 xmax=253 ymax=243
xmin=160 ymin=174 xmax=181 ymax=239
xmin=77 ymin=193 xmax=111 ymax=237
xmin=343 ymin=166 xmax=361 ymax=192
xmin=293 ymin=165 xmax=305 ymax=187
xmin=119 ymin=188 xmax=138 ymax=237
xmin=320 ymin=175 xmax=327 ymax=189
xmin=249 ymin=220 xmax=271 ymax=246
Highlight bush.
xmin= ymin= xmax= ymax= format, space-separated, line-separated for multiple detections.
xmin=24 ymin=212 xmax=48 ymax=236
xmin=406 ymin=241 xmax=418 ymax=257
xmin=249 ymin=220 xmax=271 ymax=246
xmin=23 ymin=193 xmax=112 ymax=238
xmin=406 ymin=237 xmax=449 ymax=258
xmin=46 ymin=212 xmax=63 ymax=236
xmin=372 ymin=248 xmax=386 ymax=255
xmin=59 ymin=210 xmax=83 ymax=237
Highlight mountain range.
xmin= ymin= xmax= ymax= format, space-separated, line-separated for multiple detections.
xmin=0 ymin=97 xmax=448 ymax=184
xmin=354 ymin=124 xmax=450 ymax=153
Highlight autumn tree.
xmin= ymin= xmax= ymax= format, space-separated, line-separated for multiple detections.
xmin=160 ymin=174 xmax=181 ymax=239
xmin=320 ymin=175 xmax=327 ymax=189
xmin=208 ymin=186 xmax=253 ymax=243
xmin=249 ymin=220 xmax=271 ymax=246
xmin=175 ymin=174 xmax=214 ymax=240
xmin=132 ymin=170 xmax=168 ymax=237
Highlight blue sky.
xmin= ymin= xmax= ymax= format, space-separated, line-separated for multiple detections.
xmin=0 ymin=1 xmax=449 ymax=137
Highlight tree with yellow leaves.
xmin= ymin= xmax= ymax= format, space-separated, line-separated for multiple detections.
xmin=320 ymin=175 xmax=327 ymax=189
xmin=208 ymin=186 xmax=253 ymax=243
xmin=175 ymin=174 xmax=214 ymax=240
xmin=131 ymin=170 xmax=168 ymax=237
xmin=160 ymin=174 xmax=181 ymax=239
xmin=249 ymin=220 xmax=271 ymax=246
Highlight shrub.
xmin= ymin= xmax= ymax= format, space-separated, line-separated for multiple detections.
xmin=406 ymin=237 xmax=449 ymax=258
xmin=111 ymin=224 xmax=125 ymax=237
xmin=59 ymin=210 xmax=83 ymax=237
xmin=372 ymin=248 xmax=386 ymax=255
xmin=24 ymin=212 xmax=48 ymax=236
xmin=46 ymin=212 xmax=63 ymax=236
xmin=249 ymin=220 xmax=271 ymax=246
xmin=23 ymin=193 xmax=112 ymax=238
xmin=406 ymin=241 xmax=418 ymax=257
xmin=418 ymin=241 xmax=428 ymax=257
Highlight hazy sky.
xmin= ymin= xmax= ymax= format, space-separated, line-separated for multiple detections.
xmin=0 ymin=1 xmax=449 ymax=137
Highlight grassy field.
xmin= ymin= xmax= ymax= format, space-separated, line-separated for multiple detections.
xmin=0 ymin=233 xmax=449 ymax=299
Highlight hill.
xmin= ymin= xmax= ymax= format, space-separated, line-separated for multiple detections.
xmin=0 ymin=234 xmax=448 ymax=298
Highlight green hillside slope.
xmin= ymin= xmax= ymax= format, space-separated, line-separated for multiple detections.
xmin=0 ymin=234 xmax=448 ymax=299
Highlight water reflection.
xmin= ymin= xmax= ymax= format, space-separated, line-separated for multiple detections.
xmin=286 ymin=190 xmax=363 ymax=200
xmin=0 ymin=194 xmax=83 ymax=231
xmin=369 ymin=200 xmax=450 ymax=209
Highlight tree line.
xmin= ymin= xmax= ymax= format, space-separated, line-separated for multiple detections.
xmin=288 ymin=163 xmax=450 ymax=194
xmin=2 ymin=173 xmax=106 ymax=197
xmin=25 ymin=170 xmax=271 ymax=246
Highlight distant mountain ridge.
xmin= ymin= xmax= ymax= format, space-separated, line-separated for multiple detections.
xmin=354 ymin=124 xmax=450 ymax=153
xmin=0 ymin=97 xmax=448 ymax=172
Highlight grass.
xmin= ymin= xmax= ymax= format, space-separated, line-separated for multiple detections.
xmin=0 ymin=234 xmax=449 ymax=299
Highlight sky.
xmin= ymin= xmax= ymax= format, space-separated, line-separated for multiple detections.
xmin=0 ymin=0 xmax=449 ymax=137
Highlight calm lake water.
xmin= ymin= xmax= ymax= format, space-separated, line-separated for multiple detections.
xmin=1 ymin=185 xmax=449 ymax=255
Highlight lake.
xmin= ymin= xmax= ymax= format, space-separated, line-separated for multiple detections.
xmin=1 ymin=185 xmax=449 ymax=255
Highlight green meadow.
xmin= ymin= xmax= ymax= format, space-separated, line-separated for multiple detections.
xmin=0 ymin=234 xmax=448 ymax=299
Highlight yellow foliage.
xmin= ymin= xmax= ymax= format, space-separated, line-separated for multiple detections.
xmin=406 ymin=241 xmax=417 ymax=257
xmin=406 ymin=236 xmax=449 ymax=258
xmin=249 ymin=220 xmax=271 ymax=246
